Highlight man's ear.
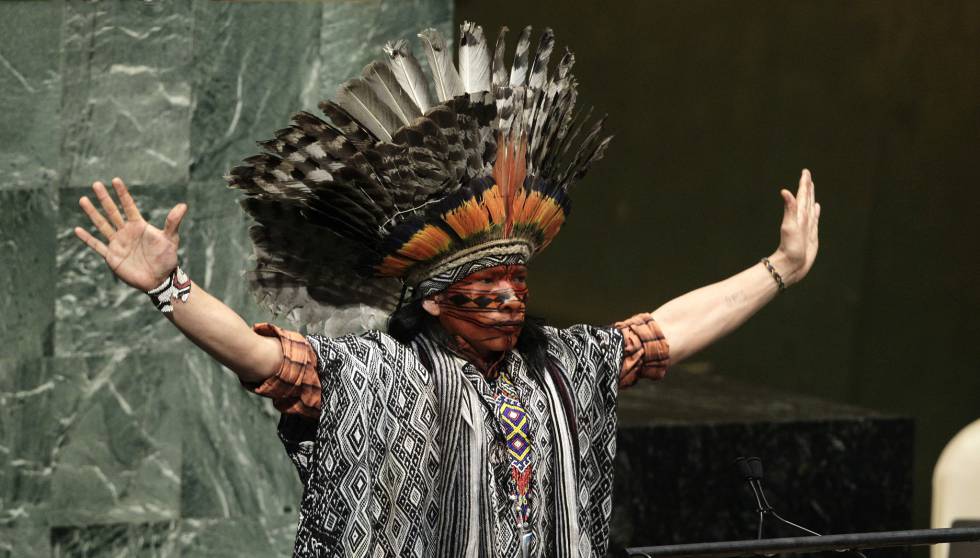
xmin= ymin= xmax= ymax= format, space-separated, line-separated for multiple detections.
xmin=421 ymin=297 xmax=441 ymax=317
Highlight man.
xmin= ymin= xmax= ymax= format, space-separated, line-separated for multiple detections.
xmin=73 ymin=23 xmax=819 ymax=558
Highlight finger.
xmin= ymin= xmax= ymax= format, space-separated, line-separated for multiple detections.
xmin=796 ymin=170 xmax=809 ymax=218
xmin=111 ymin=177 xmax=143 ymax=222
xmin=79 ymin=196 xmax=116 ymax=241
xmin=93 ymin=181 xmax=125 ymax=229
xmin=805 ymin=169 xmax=815 ymax=215
xmin=74 ymin=226 xmax=109 ymax=258
xmin=163 ymin=203 xmax=188 ymax=239
xmin=809 ymin=202 xmax=821 ymax=241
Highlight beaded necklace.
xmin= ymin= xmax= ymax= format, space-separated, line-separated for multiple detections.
xmin=492 ymin=371 xmax=535 ymax=556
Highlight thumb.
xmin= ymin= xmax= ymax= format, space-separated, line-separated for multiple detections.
xmin=780 ymin=189 xmax=796 ymax=220
xmin=163 ymin=203 xmax=188 ymax=239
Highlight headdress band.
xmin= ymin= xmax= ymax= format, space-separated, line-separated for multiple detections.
xmin=413 ymin=240 xmax=531 ymax=298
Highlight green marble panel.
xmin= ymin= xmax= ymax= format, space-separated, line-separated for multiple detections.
xmin=0 ymin=189 xmax=56 ymax=359
xmin=60 ymin=0 xmax=192 ymax=189
xmin=178 ymin=514 xmax=296 ymax=557
xmin=0 ymin=1 xmax=63 ymax=191
xmin=49 ymin=520 xmax=178 ymax=557
xmin=188 ymin=0 xmax=322 ymax=183
xmin=2 ymin=2 xmax=456 ymax=553
xmin=178 ymin=350 xmax=301 ymax=519
xmin=0 ymin=357 xmax=68 ymax=526
xmin=54 ymin=185 xmax=188 ymax=357
xmin=44 ymin=351 xmax=185 ymax=526
xmin=0 ymin=523 xmax=51 ymax=557
xmin=182 ymin=180 xmax=273 ymax=328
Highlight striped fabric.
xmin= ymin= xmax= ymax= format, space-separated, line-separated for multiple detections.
xmin=245 ymin=314 xmax=669 ymax=557
xmin=249 ymin=313 xmax=669 ymax=418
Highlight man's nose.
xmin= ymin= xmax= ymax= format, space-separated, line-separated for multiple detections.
xmin=497 ymin=282 xmax=526 ymax=311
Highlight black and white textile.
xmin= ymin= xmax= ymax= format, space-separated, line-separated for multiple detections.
xmin=274 ymin=325 xmax=625 ymax=557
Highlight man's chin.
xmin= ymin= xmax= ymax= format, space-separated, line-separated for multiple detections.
xmin=478 ymin=332 xmax=521 ymax=354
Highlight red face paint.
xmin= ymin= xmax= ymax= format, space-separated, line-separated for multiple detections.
xmin=432 ymin=264 xmax=528 ymax=371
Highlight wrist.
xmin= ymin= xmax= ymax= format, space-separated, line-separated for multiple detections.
xmin=764 ymin=251 xmax=801 ymax=288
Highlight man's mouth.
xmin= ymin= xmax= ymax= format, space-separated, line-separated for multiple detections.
xmin=492 ymin=321 xmax=524 ymax=334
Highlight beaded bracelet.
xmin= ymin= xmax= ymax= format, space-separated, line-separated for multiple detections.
xmin=147 ymin=266 xmax=191 ymax=313
xmin=760 ymin=257 xmax=786 ymax=292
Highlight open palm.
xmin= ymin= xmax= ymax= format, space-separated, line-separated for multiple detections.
xmin=776 ymin=169 xmax=821 ymax=283
xmin=74 ymin=177 xmax=188 ymax=292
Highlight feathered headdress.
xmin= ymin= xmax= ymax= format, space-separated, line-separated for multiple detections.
xmin=226 ymin=22 xmax=612 ymax=333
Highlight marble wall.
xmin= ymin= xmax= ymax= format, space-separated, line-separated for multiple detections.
xmin=0 ymin=1 xmax=452 ymax=556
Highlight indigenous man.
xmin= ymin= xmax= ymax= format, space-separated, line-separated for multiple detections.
xmin=73 ymin=23 xmax=819 ymax=558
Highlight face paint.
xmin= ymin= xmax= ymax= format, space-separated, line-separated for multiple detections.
xmin=430 ymin=264 xmax=528 ymax=372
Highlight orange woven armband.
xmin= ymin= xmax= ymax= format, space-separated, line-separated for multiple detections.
xmin=245 ymin=323 xmax=321 ymax=419
xmin=614 ymin=313 xmax=670 ymax=388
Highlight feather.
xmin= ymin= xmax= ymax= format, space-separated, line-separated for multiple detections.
xmin=228 ymin=21 xmax=615 ymax=332
xmin=552 ymin=105 xmax=592 ymax=177
xmin=291 ymin=111 xmax=357 ymax=165
xmin=491 ymin=26 xmax=509 ymax=91
xmin=559 ymin=115 xmax=609 ymax=187
xmin=335 ymin=77 xmax=403 ymax=141
xmin=319 ymin=101 xmax=378 ymax=152
xmin=240 ymin=197 xmax=400 ymax=316
xmin=527 ymin=28 xmax=555 ymax=90
xmin=362 ymin=60 xmax=421 ymax=127
xmin=510 ymin=26 xmax=532 ymax=86
xmin=458 ymin=21 xmax=491 ymax=94
xmin=494 ymin=85 xmax=515 ymax=133
xmin=507 ymin=85 xmax=528 ymax=144
xmin=418 ymin=28 xmax=465 ymax=102
xmin=382 ymin=39 xmax=434 ymax=113
xmin=556 ymin=46 xmax=575 ymax=81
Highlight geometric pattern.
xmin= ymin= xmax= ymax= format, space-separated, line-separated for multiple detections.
xmin=493 ymin=373 xmax=534 ymax=527
xmin=415 ymin=252 xmax=527 ymax=299
xmin=275 ymin=324 xmax=627 ymax=557
xmin=495 ymin=377 xmax=532 ymax=468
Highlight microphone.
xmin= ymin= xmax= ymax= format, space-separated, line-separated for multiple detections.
xmin=735 ymin=456 xmax=768 ymax=539
xmin=734 ymin=456 xmax=868 ymax=557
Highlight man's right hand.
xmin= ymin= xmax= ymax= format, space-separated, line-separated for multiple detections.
xmin=74 ymin=177 xmax=188 ymax=292
xmin=74 ymin=176 xmax=283 ymax=385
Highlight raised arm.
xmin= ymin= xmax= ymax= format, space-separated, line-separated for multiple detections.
xmin=650 ymin=169 xmax=820 ymax=365
xmin=74 ymin=177 xmax=282 ymax=383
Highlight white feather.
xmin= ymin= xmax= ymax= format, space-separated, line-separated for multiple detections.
xmin=383 ymin=40 xmax=434 ymax=113
xmin=418 ymin=28 xmax=464 ymax=102
xmin=458 ymin=21 xmax=492 ymax=94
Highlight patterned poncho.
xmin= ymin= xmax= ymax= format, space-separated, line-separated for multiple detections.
xmin=248 ymin=315 xmax=669 ymax=557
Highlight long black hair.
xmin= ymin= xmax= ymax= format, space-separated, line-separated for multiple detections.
xmin=387 ymin=298 xmax=550 ymax=374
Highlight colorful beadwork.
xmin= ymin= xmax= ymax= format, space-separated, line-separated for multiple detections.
xmin=494 ymin=372 xmax=533 ymax=527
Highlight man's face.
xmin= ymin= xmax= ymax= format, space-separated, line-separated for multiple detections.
xmin=424 ymin=264 xmax=528 ymax=358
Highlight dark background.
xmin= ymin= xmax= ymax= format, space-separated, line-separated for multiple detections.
xmin=457 ymin=0 xmax=980 ymax=535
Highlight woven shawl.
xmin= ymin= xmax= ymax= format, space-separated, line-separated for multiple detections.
xmin=274 ymin=325 xmax=624 ymax=557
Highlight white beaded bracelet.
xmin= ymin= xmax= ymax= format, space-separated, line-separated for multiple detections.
xmin=147 ymin=266 xmax=191 ymax=313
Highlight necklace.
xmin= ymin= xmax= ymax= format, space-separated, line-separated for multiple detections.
xmin=493 ymin=371 xmax=535 ymax=556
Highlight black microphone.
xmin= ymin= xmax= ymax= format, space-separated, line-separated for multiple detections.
xmin=734 ymin=456 xmax=868 ymax=558
xmin=734 ymin=456 xmax=768 ymax=539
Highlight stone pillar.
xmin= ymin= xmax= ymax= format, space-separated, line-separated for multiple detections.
xmin=0 ymin=1 xmax=452 ymax=555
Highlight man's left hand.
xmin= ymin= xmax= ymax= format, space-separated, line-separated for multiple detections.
xmin=774 ymin=168 xmax=821 ymax=286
